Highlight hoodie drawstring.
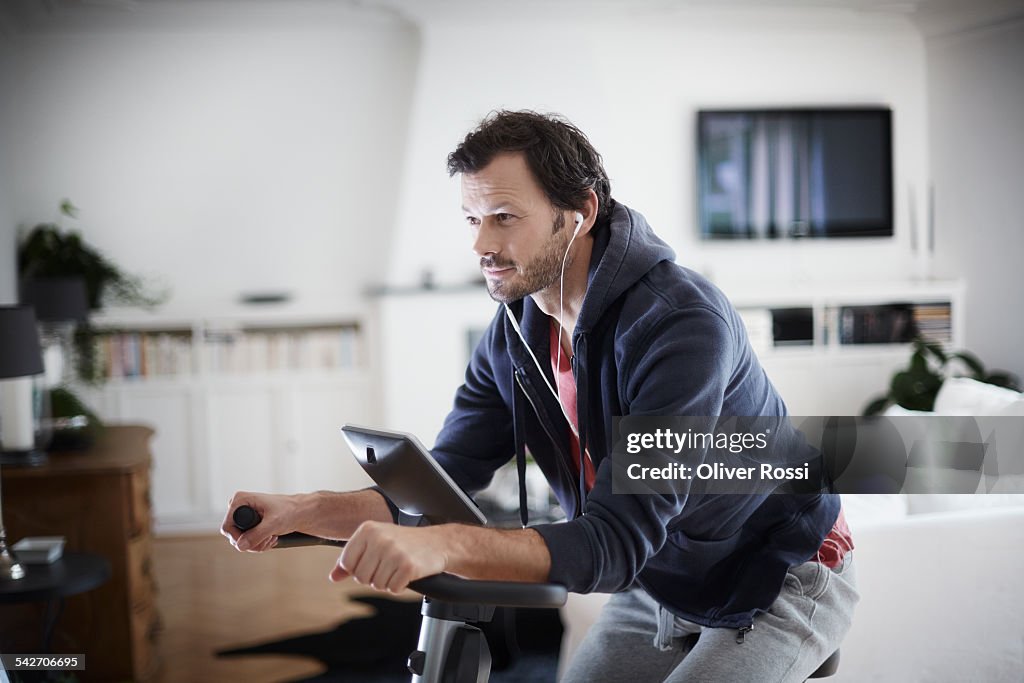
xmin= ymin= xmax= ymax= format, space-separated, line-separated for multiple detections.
xmin=512 ymin=366 xmax=529 ymax=528
xmin=575 ymin=333 xmax=590 ymax=516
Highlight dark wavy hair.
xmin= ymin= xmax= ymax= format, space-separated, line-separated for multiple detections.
xmin=447 ymin=110 xmax=613 ymax=227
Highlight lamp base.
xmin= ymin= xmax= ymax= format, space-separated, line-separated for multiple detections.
xmin=0 ymin=534 xmax=26 ymax=581
xmin=0 ymin=448 xmax=47 ymax=467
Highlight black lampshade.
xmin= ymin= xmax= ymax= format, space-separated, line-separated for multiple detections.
xmin=19 ymin=277 xmax=90 ymax=322
xmin=0 ymin=305 xmax=45 ymax=379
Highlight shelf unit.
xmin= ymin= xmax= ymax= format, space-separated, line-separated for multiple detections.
xmin=78 ymin=305 xmax=380 ymax=534
xmin=724 ymin=280 xmax=965 ymax=415
xmin=729 ymin=280 xmax=963 ymax=351
xmin=90 ymin=307 xmax=367 ymax=380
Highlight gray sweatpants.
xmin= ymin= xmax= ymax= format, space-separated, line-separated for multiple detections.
xmin=561 ymin=553 xmax=859 ymax=683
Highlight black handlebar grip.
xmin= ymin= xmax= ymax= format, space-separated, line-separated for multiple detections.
xmin=409 ymin=574 xmax=567 ymax=609
xmin=232 ymin=504 xmax=346 ymax=548
xmin=233 ymin=504 xmax=262 ymax=531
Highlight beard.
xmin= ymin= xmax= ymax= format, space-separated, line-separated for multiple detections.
xmin=482 ymin=213 xmax=571 ymax=304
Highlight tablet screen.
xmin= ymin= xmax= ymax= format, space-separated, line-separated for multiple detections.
xmin=340 ymin=424 xmax=487 ymax=526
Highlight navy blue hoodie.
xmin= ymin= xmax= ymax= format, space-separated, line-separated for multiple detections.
xmin=431 ymin=201 xmax=840 ymax=629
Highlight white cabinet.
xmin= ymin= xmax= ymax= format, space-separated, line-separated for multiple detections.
xmin=118 ymin=384 xmax=200 ymax=519
xmin=83 ymin=307 xmax=381 ymax=534
xmin=79 ymin=380 xmax=203 ymax=521
xmin=206 ymin=383 xmax=279 ymax=509
xmin=757 ymin=348 xmax=914 ymax=415
xmin=727 ymin=280 xmax=965 ymax=415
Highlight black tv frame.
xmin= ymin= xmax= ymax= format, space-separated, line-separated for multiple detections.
xmin=696 ymin=106 xmax=894 ymax=240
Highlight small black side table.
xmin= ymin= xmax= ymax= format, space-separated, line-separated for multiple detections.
xmin=0 ymin=552 xmax=111 ymax=652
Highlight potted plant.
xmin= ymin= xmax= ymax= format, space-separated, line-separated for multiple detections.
xmin=863 ymin=338 xmax=1021 ymax=415
xmin=18 ymin=199 xmax=168 ymax=384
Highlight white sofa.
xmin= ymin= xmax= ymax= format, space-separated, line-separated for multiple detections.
xmin=559 ymin=378 xmax=1024 ymax=682
xmin=834 ymin=496 xmax=1024 ymax=682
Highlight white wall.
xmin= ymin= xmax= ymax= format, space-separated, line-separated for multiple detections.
xmin=927 ymin=17 xmax=1024 ymax=380
xmin=0 ymin=35 xmax=15 ymax=304
xmin=4 ymin=4 xmax=419 ymax=314
xmin=6 ymin=2 xmax=1019 ymax=439
xmin=378 ymin=289 xmax=499 ymax=445
xmin=387 ymin=8 xmax=930 ymax=295
xmin=380 ymin=6 xmax=932 ymax=433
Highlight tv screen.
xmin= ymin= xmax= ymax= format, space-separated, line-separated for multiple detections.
xmin=697 ymin=107 xmax=893 ymax=239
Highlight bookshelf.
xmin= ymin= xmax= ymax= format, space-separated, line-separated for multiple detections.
xmin=92 ymin=323 xmax=362 ymax=379
xmin=80 ymin=306 xmax=380 ymax=534
xmin=90 ymin=307 xmax=367 ymax=379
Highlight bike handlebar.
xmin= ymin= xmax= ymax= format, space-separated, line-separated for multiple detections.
xmin=231 ymin=505 xmax=567 ymax=609
xmin=408 ymin=572 xmax=568 ymax=608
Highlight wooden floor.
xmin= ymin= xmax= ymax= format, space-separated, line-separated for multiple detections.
xmin=150 ymin=534 xmax=418 ymax=683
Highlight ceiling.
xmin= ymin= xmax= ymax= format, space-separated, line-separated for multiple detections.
xmin=1 ymin=0 xmax=1022 ymax=38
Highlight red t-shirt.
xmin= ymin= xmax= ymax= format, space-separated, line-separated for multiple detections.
xmin=549 ymin=321 xmax=596 ymax=491
xmin=815 ymin=507 xmax=854 ymax=568
xmin=547 ymin=320 xmax=853 ymax=568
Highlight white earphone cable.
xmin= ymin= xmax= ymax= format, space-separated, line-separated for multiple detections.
xmin=555 ymin=214 xmax=583 ymax=410
xmin=502 ymin=211 xmax=584 ymax=438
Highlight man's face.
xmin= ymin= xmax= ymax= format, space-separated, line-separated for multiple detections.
xmin=461 ymin=152 xmax=572 ymax=304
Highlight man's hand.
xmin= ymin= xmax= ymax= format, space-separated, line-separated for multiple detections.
xmin=330 ymin=521 xmax=448 ymax=592
xmin=221 ymin=489 xmax=395 ymax=555
xmin=220 ymin=491 xmax=304 ymax=552
xmin=329 ymin=521 xmax=552 ymax=592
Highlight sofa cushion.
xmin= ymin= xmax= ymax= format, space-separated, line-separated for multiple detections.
xmin=842 ymin=493 xmax=908 ymax=529
xmin=934 ymin=377 xmax=1022 ymax=416
xmin=906 ymin=490 xmax=1024 ymax=514
xmin=994 ymin=396 xmax=1024 ymax=417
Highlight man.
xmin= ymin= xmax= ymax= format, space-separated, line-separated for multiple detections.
xmin=222 ymin=111 xmax=858 ymax=681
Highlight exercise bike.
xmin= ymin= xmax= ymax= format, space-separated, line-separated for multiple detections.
xmin=231 ymin=424 xmax=567 ymax=683
xmin=231 ymin=425 xmax=840 ymax=682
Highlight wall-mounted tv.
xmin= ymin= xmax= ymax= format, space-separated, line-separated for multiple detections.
xmin=697 ymin=107 xmax=893 ymax=239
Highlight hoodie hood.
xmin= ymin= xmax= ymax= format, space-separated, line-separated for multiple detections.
xmin=577 ymin=200 xmax=677 ymax=334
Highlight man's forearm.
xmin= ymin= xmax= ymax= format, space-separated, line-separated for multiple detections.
xmin=431 ymin=524 xmax=552 ymax=583
xmin=295 ymin=488 xmax=395 ymax=539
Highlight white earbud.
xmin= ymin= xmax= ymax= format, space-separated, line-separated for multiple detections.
xmin=573 ymin=212 xmax=584 ymax=236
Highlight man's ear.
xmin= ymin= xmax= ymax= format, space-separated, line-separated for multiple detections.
xmin=576 ymin=188 xmax=600 ymax=236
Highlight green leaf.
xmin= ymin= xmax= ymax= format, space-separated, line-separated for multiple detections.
xmin=60 ymin=198 xmax=79 ymax=218
xmin=950 ymin=351 xmax=985 ymax=378
xmin=918 ymin=339 xmax=947 ymax=364
xmin=984 ymin=372 xmax=1022 ymax=392
xmin=909 ymin=350 xmax=928 ymax=374
xmin=863 ymin=397 xmax=890 ymax=416
xmin=891 ymin=370 xmax=941 ymax=411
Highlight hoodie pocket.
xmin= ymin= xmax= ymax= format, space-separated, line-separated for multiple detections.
xmin=664 ymin=526 xmax=746 ymax=577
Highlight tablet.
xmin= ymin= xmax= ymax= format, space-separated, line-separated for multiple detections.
xmin=340 ymin=424 xmax=487 ymax=526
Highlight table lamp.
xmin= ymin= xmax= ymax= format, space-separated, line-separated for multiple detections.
xmin=0 ymin=305 xmax=46 ymax=580
xmin=19 ymin=277 xmax=90 ymax=387
xmin=20 ymin=277 xmax=91 ymax=448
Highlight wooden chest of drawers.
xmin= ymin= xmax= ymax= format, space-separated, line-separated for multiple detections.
xmin=1 ymin=425 xmax=160 ymax=681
